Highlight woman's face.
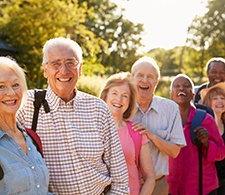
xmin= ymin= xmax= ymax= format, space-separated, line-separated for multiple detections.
xmin=211 ymin=94 xmax=225 ymax=116
xmin=0 ymin=68 xmax=22 ymax=116
xmin=105 ymin=83 xmax=131 ymax=119
xmin=170 ymin=76 xmax=194 ymax=106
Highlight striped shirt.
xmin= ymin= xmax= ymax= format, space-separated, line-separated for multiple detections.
xmin=17 ymin=86 xmax=129 ymax=195
xmin=131 ymin=95 xmax=186 ymax=177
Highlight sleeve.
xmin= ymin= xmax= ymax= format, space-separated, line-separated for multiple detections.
xmin=101 ymin=107 xmax=129 ymax=195
xmin=167 ymin=104 xmax=187 ymax=147
xmin=201 ymin=114 xmax=225 ymax=162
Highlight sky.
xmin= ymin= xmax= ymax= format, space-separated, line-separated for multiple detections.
xmin=111 ymin=0 xmax=208 ymax=52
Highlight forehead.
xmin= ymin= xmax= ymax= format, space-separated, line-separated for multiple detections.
xmin=0 ymin=68 xmax=18 ymax=81
xmin=110 ymin=83 xmax=130 ymax=92
xmin=209 ymin=62 xmax=225 ymax=71
xmin=133 ymin=63 xmax=158 ymax=75
xmin=173 ymin=76 xmax=191 ymax=85
xmin=47 ymin=46 xmax=77 ymax=60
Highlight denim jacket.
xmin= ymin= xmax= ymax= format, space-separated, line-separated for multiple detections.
xmin=0 ymin=123 xmax=53 ymax=195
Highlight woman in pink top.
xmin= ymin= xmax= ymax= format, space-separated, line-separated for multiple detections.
xmin=167 ymin=74 xmax=225 ymax=195
xmin=100 ymin=72 xmax=155 ymax=195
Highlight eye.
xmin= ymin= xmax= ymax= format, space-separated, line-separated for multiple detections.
xmin=51 ymin=61 xmax=61 ymax=68
xmin=0 ymin=85 xmax=5 ymax=90
xmin=12 ymin=83 xmax=20 ymax=88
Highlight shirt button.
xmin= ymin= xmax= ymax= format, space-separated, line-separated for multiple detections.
xmin=31 ymin=166 xmax=35 ymax=169
xmin=36 ymin=184 xmax=40 ymax=188
xmin=28 ymin=147 xmax=31 ymax=151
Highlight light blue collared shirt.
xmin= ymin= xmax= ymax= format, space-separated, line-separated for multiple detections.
xmin=0 ymin=123 xmax=52 ymax=195
xmin=131 ymin=96 xmax=186 ymax=177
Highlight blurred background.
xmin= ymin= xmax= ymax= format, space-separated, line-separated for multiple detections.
xmin=0 ymin=0 xmax=224 ymax=98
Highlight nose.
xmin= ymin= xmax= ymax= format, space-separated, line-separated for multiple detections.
xmin=141 ymin=76 xmax=148 ymax=82
xmin=59 ymin=63 xmax=70 ymax=72
xmin=116 ymin=95 xmax=123 ymax=101
xmin=5 ymin=87 xmax=15 ymax=95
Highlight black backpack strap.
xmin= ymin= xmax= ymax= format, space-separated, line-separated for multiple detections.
xmin=32 ymin=89 xmax=50 ymax=132
xmin=194 ymin=84 xmax=208 ymax=104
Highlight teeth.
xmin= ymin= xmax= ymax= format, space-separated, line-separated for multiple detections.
xmin=178 ymin=92 xmax=186 ymax=96
xmin=58 ymin=78 xmax=70 ymax=82
xmin=3 ymin=100 xmax=16 ymax=105
xmin=140 ymin=86 xmax=149 ymax=90
xmin=113 ymin=103 xmax=122 ymax=108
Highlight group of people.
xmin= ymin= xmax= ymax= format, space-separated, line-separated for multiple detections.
xmin=0 ymin=36 xmax=225 ymax=195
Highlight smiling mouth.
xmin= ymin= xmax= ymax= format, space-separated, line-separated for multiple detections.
xmin=3 ymin=100 xmax=16 ymax=105
xmin=178 ymin=92 xmax=186 ymax=96
xmin=139 ymin=86 xmax=149 ymax=90
xmin=113 ymin=103 xmax=122 ymax=108
xmin=58 ymin=78 xmax=71 ymax=82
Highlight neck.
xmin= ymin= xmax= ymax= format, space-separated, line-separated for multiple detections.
xmin=215 ymin=113 xmax=224 ymax=135
xmin=138 ymin=98 xmax=152 ymax=113
xmin=0 ymin=114 xmax=17 ymax=133
xmin=179 ymin=104 xmax=190 ymax=126
xmin=113 ymin=117 xmax=126 ymax=129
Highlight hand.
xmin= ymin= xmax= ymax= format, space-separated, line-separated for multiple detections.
xmin=194 ymin=126 xmax=209 ymax=148
xmin=132 ymin=122 xmax=154 ymax=140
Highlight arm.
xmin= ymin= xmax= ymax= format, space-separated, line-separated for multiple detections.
xmin=102 ymin=108 xmax=129 ymax=194
xmin=132 ymin=122 xmax=181 ymax=158
xmin=139 ymin=143 xmax=155 ymax=195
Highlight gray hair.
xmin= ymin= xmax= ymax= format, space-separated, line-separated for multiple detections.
xmin=170 ymin=73 xmax=194 ymax=93
xmin=206 ymin=57 xmax=225 ymax=73
xmin=0 ymin=56 xmax=27 ymax=105
xmin=131 ymin=56 xmax=161 ymax=79
xmin=42 ymin=37 xmax=83 ymax=64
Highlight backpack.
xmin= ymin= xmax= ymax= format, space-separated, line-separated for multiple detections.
xmin=190 ymin=103 xmax=214 ymax=195
xmin=190 ymin=103 xmax=214 ymax=145
xmin=25 ymin=89 xmax=50 ymax=157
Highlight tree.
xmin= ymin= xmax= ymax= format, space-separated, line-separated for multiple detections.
xmin=186 ymin=0 xmax=225 ymax=78
xmin=78 ymin=0 xmax=145 ymax=74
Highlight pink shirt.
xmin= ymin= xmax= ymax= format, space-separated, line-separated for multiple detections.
xmin=118 ymin=123 xmax=148 ymax=195
xmin=167 ymin=106 xmax=225 ymax=195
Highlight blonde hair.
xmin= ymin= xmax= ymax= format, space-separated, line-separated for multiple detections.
xmin=100 ymin=72 xmax=137 ymax=120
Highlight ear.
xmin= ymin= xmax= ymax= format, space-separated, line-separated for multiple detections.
xmin=78 ymin=63 xmax=83 ymax=77
xmin=42 ymin=63 xmax=48 ymax=78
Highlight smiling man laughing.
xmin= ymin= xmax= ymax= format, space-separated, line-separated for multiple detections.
xmin=131 ymin=57 xmax=186 ymax=195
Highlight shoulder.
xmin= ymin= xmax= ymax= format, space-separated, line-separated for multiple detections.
xmin=153 ymin=96 xmax=179 ymax=109
xmin=194 ymin=83 xmax=208 ymax=93
xmin=76 ymin=90 xmax=109 ymax=109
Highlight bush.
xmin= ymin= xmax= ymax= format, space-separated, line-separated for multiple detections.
xmin=77 ymin=75 xmax=107 ymax=97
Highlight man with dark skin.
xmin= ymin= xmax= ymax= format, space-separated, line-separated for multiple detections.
xmin=194 ymin=57 xmax=225 ymax=103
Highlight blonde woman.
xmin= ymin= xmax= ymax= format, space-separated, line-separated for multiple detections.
xmin=100 ymin=72 xmax=155 ymax=195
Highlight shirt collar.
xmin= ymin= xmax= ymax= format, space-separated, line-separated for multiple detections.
xmin=46 ymin=86 xmax=76 ymax=111
xmin=137 ymin=96 xmax=159 ymax=114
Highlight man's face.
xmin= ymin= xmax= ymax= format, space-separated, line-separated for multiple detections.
xmin=207 ymin=62 xmax=225 ymax=87
xmin=132 ymin=63 xmax=159 ymax=102
xmin=42 ymin=46 xmax=82 ymax=102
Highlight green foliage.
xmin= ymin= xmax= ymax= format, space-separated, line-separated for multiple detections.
xmin=0 ymin=0 xmax=145 ymax=88
xmin=77 ymin=75 xmax=106 ymax=96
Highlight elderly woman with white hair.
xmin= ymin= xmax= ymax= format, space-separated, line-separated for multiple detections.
xmin=0 ymin=56 xmax=53 ymax=195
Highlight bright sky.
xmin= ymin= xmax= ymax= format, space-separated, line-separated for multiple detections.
xmin=111 ymin=0 xmax=208 ymax=52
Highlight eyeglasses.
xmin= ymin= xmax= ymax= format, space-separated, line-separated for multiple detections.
xmin=45 ymin=58 xmax=79 ymax=70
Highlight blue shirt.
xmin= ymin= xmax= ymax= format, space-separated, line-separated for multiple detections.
xmin=131 ymin=96 xmax=186 ymax=177
xmin=0 ymin=123 xmax=52 ymax=195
